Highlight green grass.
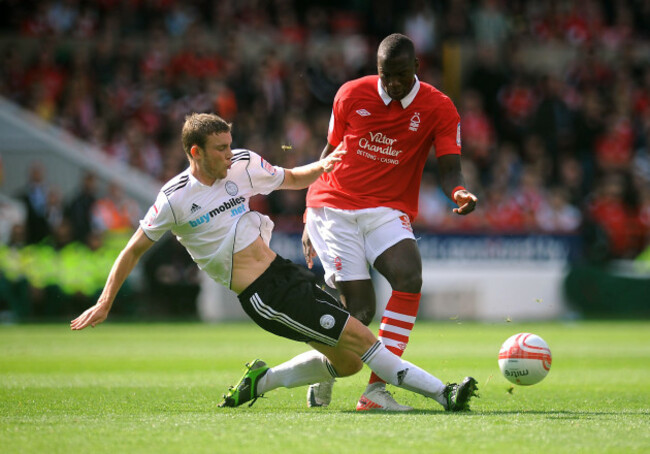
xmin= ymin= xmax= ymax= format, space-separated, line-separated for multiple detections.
xmin=1 ymin=321 xmax=649 ymax=454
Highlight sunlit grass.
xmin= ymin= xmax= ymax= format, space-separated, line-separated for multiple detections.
xmin=1 ymin=321 xmax=649 ymax=453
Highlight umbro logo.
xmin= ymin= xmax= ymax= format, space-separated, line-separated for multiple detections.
xmin=356 ymin=109 xmax=371 ymax=117
xmin=190 ymin=203 xmax=201 ymax=213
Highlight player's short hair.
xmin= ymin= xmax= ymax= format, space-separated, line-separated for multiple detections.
xmin=181 ymin=113 xmax=232 ymax=157
xmin=377 ymin=33 xmax=415 ymax=62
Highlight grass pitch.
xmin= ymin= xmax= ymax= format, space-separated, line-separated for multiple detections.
xmin=1 ymin=320 xmax=649 ymax=454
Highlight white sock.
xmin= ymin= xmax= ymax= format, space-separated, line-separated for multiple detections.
xmin=257 ymin=350 xmax=337 ymax=394
xmin=361 ymin=341 xmax=447 ymax=407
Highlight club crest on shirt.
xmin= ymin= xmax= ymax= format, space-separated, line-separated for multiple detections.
xmin=260 ymin=157 xmax=276 ymax=176
xmin=409 ymin=112 xmax=421 ymax=132
xmin=225 ymin=181 xmax=238 ymax=196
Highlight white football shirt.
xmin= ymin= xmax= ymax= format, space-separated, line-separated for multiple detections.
xmin=139 ymin=149 xmax=286 ymax=288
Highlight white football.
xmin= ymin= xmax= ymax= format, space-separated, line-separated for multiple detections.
xmin=498 ymin=333 xmax=552 ymax=385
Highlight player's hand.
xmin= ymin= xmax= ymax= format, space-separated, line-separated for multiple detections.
xmin=320 ymin=148 xmax=346 ymax=173
xmin=70 ymin=303 xmax=110 ymax=330
xmin=453 ymin=190 xmax=478 ymax=215
xmin=302 ymin=227 xmax=317 ymax=269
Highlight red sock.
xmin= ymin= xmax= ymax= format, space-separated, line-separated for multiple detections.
xmin=368 ymin=290 xmax=420 ymax=385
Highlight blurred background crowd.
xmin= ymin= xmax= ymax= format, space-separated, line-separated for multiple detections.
xmin=0 ymin=0 xmax=649 ymax=318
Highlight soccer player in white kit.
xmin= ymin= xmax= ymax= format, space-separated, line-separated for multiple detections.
xmin=70 ymin=113 xmax=478 ymax=411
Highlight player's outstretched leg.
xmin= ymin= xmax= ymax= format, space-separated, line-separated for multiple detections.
xmin=333 ymin=317 xmax=479 ymax=411
xmin=220 ymin=320 xmax=478 ymax=411
xmin=359 ymin=340 xmax=479 ymax=411
xmin=220 ymin=350 xmax=344 ymax=408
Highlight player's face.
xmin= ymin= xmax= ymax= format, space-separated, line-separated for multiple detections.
xmin=378 ymin=53 xmax=418 ymax=101
xmin=197 ymin=132 xmax=233 ymax=181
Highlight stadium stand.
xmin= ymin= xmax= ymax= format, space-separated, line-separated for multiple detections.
xmin=1 ymin=0 xmax=649 ymax=320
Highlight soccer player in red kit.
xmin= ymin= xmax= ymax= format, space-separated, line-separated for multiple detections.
xmin=303 ymin=33 xmax=478 ymax=411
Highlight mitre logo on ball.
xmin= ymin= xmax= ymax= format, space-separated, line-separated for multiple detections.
xmin=498 ymin=333 xmax=552 ymax=386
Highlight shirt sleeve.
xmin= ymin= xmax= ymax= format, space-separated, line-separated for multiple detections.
xmin=246 ymin=151 xmax=286 ymax=195
xmin=139 ymin=191 xmax=175 ymax=241
xmin=326 ymin=89 xmax=346 ymax=148
xmin=432 ymin=98 xmax=462 ymax=157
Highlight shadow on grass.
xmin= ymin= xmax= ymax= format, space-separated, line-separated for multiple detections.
xmin=476 ymin=410 xmax=648 ymax=417
xmin=340 ymin=410 xmax=647 ymax=417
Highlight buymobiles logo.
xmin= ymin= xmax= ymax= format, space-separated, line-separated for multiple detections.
xmin=188 ymin=197 xmax=246 ymax=227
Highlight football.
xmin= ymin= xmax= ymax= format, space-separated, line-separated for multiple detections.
xmin=498 ymin=333 xmax=552 ymax=385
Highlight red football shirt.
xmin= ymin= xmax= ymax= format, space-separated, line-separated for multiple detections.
xmin=306 ymin=75 xmax=461 ymax=220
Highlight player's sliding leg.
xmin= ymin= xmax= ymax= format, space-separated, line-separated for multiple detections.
xmin=358 ymin=290 xmax=420 ymax=411
xmin=256 ymin=350 xmax=341 ymax=392
xmin=220 ymin=316 xmax=477 ymax=410
xmin=334 ymin=316 xmax=478 ymax=411
xmin=360 ymin=339 xmax=478 ymax=411
xmin=219 ymin=314 xmax=477 ymax=410
xmin=218 ymin=350 xmax=359 ymax=408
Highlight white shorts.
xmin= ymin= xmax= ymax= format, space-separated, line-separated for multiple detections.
xmin=305 ymin=206 xmax=415 ymax=288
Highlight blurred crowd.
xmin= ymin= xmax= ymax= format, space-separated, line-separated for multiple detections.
xmin=5 ymin=163 xmax=140 ymax=248
xmin=0 ymin=162 xmax=199 ymax=320
xmin=1 ymin=0 xmax=649 ymax=263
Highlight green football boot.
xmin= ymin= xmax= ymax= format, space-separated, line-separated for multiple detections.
xmin=218 ymin=359 xmax=269 ymax=408
xmin=444 ymin=376 xmax=479 ymax=412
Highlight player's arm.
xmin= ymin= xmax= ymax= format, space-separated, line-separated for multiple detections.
xmin=279 ymin=148 xmax=346 ymax=190
xmin=301 ymin=227 xmax=317 ymax=269
xmin=70 ymin=228 xmax=154 ymax=330
xmin=300 ymin=142 xmax=341 ymax=268
xmin=437 ymin=154 xmax=478 ymax=215
xmin=319 ymin=143 xmax=337 ymax=159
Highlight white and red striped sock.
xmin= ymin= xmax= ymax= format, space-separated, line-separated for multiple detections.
xmin=368 ymin=290 xmax=420 ymax=385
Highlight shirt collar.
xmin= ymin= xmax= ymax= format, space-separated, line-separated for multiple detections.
xmin=377 ymin=75 xmax=420 ymax=109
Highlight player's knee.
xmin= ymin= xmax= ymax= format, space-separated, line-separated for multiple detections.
xmin=351 ymin=306 xmax=375 ymax=326
xmin=344 ymin=295 xmax=376 ymax=326
xmin=390 ymin=271 xmax=422 ymax=293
